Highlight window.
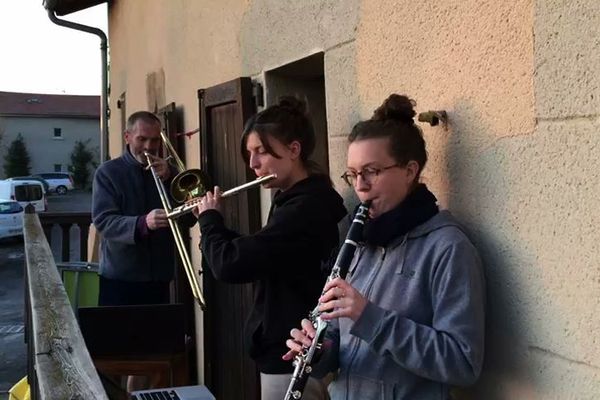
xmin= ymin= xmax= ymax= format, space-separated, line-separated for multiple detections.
xmin=265 ymin=52 xmax=329 ymax=175
xmin=14 ymin=185 xmax=43 ymax=201
xmin=53 ymin=128 xmax=62 ymax=138
xmin=54 ymin=164 xmax=62 ymax=172
xmin=0 ymin=201 xmax=23 ymax=214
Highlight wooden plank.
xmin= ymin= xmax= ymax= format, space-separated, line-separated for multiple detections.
xmin=23 ymin=212 xmax=108 ymax=400
xmin=199 ymin=77 xmax=260 ymax=399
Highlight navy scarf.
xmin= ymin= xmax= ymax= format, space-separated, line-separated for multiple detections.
xmin=363 ymin=183 xmax=439 ymax=246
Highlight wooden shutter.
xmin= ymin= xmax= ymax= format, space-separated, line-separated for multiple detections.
xmin=157 ymin=102 xmax=196 ymax=384
xmin=157 ymin=103 xmax=192 ymax=303
xmin=117 ymin=92 xmax=126 ymax=153
xmin=198 ymin=77 xmax=260 ymax=400
xmin=157 ymin=102 xmax=185 ymax=159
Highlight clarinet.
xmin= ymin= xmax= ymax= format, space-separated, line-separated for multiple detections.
xmin=284 ymin=200 xmax=371 ymax=400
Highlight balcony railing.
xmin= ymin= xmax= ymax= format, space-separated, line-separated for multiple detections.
xmin=23 ymin=206 xmax=108 ymax=399
xmin=39 ymin=211 xmax=92 ymax=263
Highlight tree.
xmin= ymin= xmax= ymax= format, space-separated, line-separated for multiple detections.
xmin=3 ymin=134 xmax=31 ymax=177
xmin=69 ymin=140 xmax=95 ymax=189
xmin=0 ymin=118 xmax=5 ymax=151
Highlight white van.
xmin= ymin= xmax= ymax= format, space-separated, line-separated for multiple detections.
xmin=0 ymin=199 xmax=24 ymax=240
xmin=0 ymin=180 xmax=47 ymax=212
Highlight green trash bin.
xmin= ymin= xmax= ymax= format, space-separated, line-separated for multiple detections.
xmin=56 ymin=261 xmax=99 ymax=311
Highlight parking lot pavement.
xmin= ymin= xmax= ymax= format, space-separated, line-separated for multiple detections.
xmin=0 ymin=239 xmax=26 ymax=397
xmin=0 ymin=190 xmax=94 ymax=397
xmin=45 ymin=189 xmax=93 ymax=213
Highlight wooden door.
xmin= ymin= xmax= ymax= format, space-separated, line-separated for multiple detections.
xmin=157 ymin=102 xmax=197 ymax=384
xmin=198 ymin=77 xmax=260 ymax=400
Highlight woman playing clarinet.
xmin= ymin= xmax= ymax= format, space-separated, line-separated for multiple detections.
xmin=284 ymin=94 xmax=486 ymax=400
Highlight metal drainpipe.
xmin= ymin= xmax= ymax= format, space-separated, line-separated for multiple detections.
xmin=47 ymin=9 xmax=110 ymax=162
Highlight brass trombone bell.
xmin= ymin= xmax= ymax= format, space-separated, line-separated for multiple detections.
xmin=144 ymin=150 xmax=206 ymax=309
xmin=170 ymin=168 xmax=211 ymax=203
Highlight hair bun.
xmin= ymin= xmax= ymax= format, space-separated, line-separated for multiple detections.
xmin=372 ymin=94 xmax=416 ymax=124
xmin=277 ymin=96 xmax=307 ymax=116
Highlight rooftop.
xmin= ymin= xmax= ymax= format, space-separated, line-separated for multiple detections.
xmin=0 ymin=91 xmax=100 ymax=118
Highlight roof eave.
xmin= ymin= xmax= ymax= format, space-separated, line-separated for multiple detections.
xmin=43 ymin=0 xmax=107 ymax=17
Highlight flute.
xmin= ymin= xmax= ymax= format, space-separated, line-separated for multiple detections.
xmin=166 ymin=174 xmax=276 ymax=219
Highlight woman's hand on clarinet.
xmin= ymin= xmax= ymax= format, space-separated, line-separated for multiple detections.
xmin=318 ymin=277 xmax=367 ymax=321
xmin=282 ymin=319 xmax=315 ymax=361
xmin=194 ymin=186 xmax=223 ymax=217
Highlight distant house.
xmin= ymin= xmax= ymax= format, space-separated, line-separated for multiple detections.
xmin=0 ymin=91 xmax=100 ymax=179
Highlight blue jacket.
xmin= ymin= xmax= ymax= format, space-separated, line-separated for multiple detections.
xmin=316 ymin=210 xmax=485 ymax=400
xmin=92 ymin=149 xmax=176 ymax=282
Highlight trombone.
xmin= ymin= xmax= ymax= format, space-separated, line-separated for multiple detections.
xmin=145 ymin=149 xmax=206 ymax=309
xmin=145 ymin=131 xmax=276 ymax=309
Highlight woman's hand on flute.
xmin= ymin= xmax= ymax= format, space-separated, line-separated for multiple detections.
xmin=194 ymin=186 xmax=223 ymax=216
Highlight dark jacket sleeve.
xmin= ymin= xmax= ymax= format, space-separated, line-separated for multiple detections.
xmin=92 ymin=166 xmax=138 ymax=244
xmin=179 ymin=211 xmax=198 ymax=229
xmin=198 ymin=197 xmax=326 ymax=283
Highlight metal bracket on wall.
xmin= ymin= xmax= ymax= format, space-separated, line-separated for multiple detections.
xmin=418 ymin=110 xmax=448 ymax=126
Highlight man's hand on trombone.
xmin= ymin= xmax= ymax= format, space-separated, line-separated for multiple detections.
xmin=146 ymin=209 xmax=169 ymax=230
xmin=193 ymin=186 xmax=223 ymax=217
xmin=145 ymin=153 xmax=171 ymax=181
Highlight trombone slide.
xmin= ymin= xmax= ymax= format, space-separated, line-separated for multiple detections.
xmin=144 ymin=151 xmax=207 ymax=309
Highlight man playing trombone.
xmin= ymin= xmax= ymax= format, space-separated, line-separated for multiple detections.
xmin=92 ymin=111 xmax=184 ymax=307
xmin=92 ymin=111 xmax=200 ymax=391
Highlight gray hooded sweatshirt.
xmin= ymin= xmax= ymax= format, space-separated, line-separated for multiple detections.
xmin=316 ymin=210 xmax=485 ymax=400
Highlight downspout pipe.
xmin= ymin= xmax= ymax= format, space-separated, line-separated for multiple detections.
xmin=47 ymin=9 xmax=110 ymax=162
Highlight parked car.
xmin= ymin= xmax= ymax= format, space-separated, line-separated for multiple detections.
xmin=0 ymin=199 xmax=24 ymax=240
xmin=0 ymin=180 xmax=47 ymax=212
xmin=33 ymin=172 xmax=74 ymax=195
xmin=8 ymin=176 xmax=50 ymax=193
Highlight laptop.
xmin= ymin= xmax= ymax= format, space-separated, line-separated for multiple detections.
xmin=130 ymin=385 xmax=215 ymax=400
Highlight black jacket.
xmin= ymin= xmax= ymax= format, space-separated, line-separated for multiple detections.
xmin=198 ymin=175 xmax=347 ymax=373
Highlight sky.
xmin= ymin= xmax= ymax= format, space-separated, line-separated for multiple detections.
xmin=0 ymin=0 xmax=108 ymax=95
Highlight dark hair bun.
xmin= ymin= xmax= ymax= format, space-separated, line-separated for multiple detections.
xmin=372 ymin=94 xmax=416 ymax=124
xmin=277 ymin=96 xmax=307 ymax=116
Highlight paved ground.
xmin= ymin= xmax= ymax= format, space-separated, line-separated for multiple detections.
xmin=45 ymin=189 xmax=93 ymax=213
xmin=0 ymin=189 xmax=92 ymax=398
xmin=0 ymin=238 xmax=26 ymax=399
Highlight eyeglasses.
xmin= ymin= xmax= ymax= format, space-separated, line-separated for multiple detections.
xmin=341 ymin=164 xmax=400 ymax=187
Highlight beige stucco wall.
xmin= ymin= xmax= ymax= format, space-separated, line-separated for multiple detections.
xmin=107 ymin=0 xmax=599 ymax=397
xmin=353 ymin=2 xmax=600 ymax=398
